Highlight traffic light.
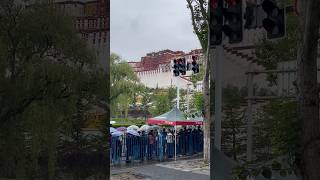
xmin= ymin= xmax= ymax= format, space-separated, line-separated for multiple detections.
xmin=178 ymin=58 xmax=186 ymax=75
xmin=191 ymin=56 xmax=199 ymax=74
xmin=209 ymin=0 xmax=223 ymax=46
xmin=244 ymin=1 xmax=257 ymax=29
xmin=173 ymin=59 xmax=179 ymax=76
xmin=222 ymin=0 xmax=243 ymax=43
xmin=261 ymin=0 xmax=285 ymax=39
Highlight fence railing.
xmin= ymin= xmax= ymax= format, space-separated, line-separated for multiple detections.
xmin=110 ymin=132 xmax=203 ymax=165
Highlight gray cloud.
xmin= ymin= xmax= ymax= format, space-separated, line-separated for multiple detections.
xmin=110 ymin=0 xmax=201 ymax=61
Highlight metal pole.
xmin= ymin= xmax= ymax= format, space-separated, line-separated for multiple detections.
xmin=246 ymin=64 xmax=254 ymax=161
xmin=175 ymin=125 xmax=177 ymax=161
xmin=214 ymin=45 xmax=223 ymax=150
xmin=187 ymin=84 xmax=190 ymax=114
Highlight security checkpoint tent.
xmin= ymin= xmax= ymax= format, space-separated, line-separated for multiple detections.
xmin=188 ymin=115 xmax=204 ymax=124
xmin=147 ymin=107 xmax=203 ymax=126
xmin=147 ymin=107 xmax=203 ymax=160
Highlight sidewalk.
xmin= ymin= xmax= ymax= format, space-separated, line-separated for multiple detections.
xmin=111 ymin=158 xmax=209 ymax=180
xmin=111 ymin=153 xmax=203 ymax=169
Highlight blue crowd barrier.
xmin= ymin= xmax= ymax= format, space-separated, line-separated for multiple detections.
xmin=110 ymin=131 xmax=204 ymax=165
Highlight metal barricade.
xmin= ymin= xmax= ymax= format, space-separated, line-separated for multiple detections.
xmin=110 ymin=131 xmax=204 ymax=165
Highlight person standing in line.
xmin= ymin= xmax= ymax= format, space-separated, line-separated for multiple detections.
xmin=158 ymin=131 xmax=164 ymax=161
xmin=183 ymin=127 xmax=188 ymax=155
xmin=154 ymin=130 xmax=159 ymax=157
xmin=187 ymin=128 xmax=193 ymax=155
xmin=147 ymin=130 xmax=155 ymax=160
xmin=198 ymin=126 xmax=203 ymax=151
xmin=140 ymin=130 xmax=147 ymax=161
xmin=125 ymin=132 xmax=133 ymax=163
xmin=177 ymin=129 xmax=183 ymax=155
xmin=166 ymin=130 xmax=174 ymax=158
xmin=161 ymin=128 xmax=167 ymax=156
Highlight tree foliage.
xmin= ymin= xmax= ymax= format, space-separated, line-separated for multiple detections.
xmin=222 ymin=86 xmax=246 ymax=161
xmin=0 ymin=1 xmax=109 ymax=179
xmin=233 ymin=100 xmax=298 ymax=179
xmin=186 ymin=0 xmax=208 ymax=51
xmin=110 ymin=53 xmax=141 ymax=117
xmin=255 ymin=13 xmax=299 ymax=70
xmin=110 ymin=53 xmax=139 ymax=101
xmin=255 ymin=100 xmax=298 ymax=159
xmin=186 ymin=0 xmax=211 ymax=162
xmin=149 ymin=93 xmax=171 ymax=116
xmin=255 ymin=12 xmax=299 ymax=85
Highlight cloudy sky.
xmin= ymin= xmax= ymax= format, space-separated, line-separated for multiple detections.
xmin=110 ymin=0 xmax=201 ymax=61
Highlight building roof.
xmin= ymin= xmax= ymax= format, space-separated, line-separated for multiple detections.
xmin=130 ymin=49 xmax=203 ymax=72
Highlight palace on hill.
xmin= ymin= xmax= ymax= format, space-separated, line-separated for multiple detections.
xmin=128 ymin=49 xmax=204 ymax=91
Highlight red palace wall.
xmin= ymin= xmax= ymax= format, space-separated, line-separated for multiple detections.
xmin=131 ymin=49 xmax=203 ymax=72
xmin=140 ymin=50 xmax=185 ymax=71
xmin=55 ymin=0 xmax=109 ymax=70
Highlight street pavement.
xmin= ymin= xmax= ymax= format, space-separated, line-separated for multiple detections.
xmin=111 ymin=158 xmax=209 ymax=180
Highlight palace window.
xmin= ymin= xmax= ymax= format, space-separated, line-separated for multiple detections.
xmin=89 ymin=19 xmax=96 ymax=29
xmin=93 ymin=33 xmax=96 ymax=44
xmin=98 ymin=32 xmax=101 ymax=43
xmin=103 ymin=32 xmax=107 ymax=43
xmin=77 ymin=20 xmax=81 ymax=29
xmin=102 ymin=18 xmax=105 ymax=28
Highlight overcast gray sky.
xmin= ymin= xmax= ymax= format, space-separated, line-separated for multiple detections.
xmin=110 ymin=0 xmax=201 ymax=61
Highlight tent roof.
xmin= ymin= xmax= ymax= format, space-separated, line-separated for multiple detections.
xmin=147 ymin=107 xmax=203 ymax=126
xmin=152 ymin=107 xmax=184 ymax=121
xmin=188 ymin=116 xmax=203 ymax=121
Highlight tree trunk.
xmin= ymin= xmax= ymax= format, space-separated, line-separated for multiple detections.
xmin=203 ymin=52 xmax=211 ymax=163
xmin=296 ymin=0 xmax=320 ymax=179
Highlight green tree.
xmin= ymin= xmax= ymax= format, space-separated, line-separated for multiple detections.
xmin=255 ymin=12 xmax=299 ymax=86
xmin=110 ymin=53 xmax=139 ymax=102
xmin=110 ymin=53 xmax=140 ymax=118
xmin=140 ymin=86 xmax=153 ymax=119
xmin=167 ymin=86 xmax=177 ymax=108
xmin=193 ymin=92 xmax=204 ymax=112
xmin=186 ymin=0 xmax=211 ymax=162
xmin=233 ymin=100 xmax=298 ymax=180
xmin=0 ymin=1 xmax=108 ymax=179
xmin=149 ymin=94 xmax=170 ymax=116
xmin=222 ymin=86 xmax=246 ymax=161
xmin=253 ymin=0 xmax=320 ymax=179
xmin=255 ymin=100 xmax=298 ymax=161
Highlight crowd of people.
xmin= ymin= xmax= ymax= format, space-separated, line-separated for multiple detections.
xmin=110 ymin=126 xmax=204 ymax=165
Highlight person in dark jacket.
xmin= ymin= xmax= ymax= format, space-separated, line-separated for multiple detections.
xmin=147 ymin=130 xmax=155 ymax=160
xmin=126 ymin=133 xmax=133 ymax=163
xmin=161 ymin=128 xmax=167 ymax=156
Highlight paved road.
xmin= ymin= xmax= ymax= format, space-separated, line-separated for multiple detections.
xmin=111 ymin=159 xmax=209 ymax=180
xmin=133 ymin=164 xmax=209 ymax=180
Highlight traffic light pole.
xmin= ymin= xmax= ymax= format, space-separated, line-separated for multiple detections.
xmin=187 ymin=84 xmax=190 ymax=114
xmin=214 ymin=45 xmax=223 ymax=150
xmin=177 ymin=85 xmax=180 ymax=109
xmin=175 ymin=77 xmax=180 ymax=161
